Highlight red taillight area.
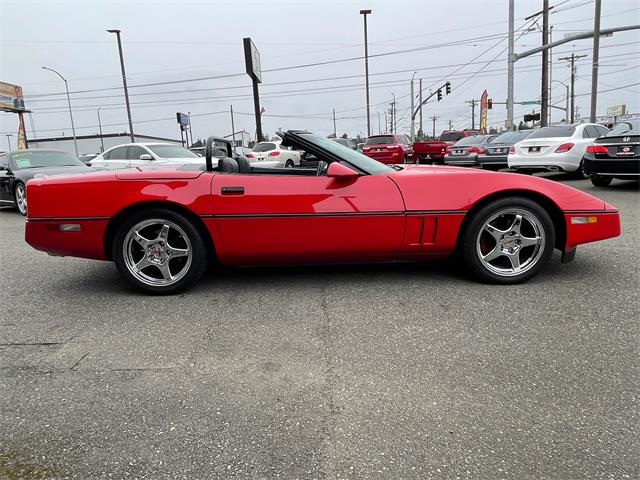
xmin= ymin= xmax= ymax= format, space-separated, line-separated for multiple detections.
xmin=509 ymin=146 xmax=516 ymax=154
xmin=246 ymin=153 xmax=254 ymax=158
xmin=555 ymin=143 xmax=574 ymax=153
xmin=467 ymin=147 xmax=484 ymax=154
xmin=363 ymin=147 xmax=371 ymax=151
xmin=586 ymin=144 xmax=608 ymax=153
xmin=268 ymin=151 xmax=280 ymax=157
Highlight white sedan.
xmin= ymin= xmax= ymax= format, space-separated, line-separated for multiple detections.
xmin=508 ymin=123 xmax=609 ymax=176
xmin=89 ymin=143 xmax=203 ymax=169
xmin=245 ymin=141 xmax=301 ymax=168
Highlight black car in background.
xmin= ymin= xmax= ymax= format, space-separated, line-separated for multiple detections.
xmin=0 ymin=150 xmax=90 ymax=215
xmin=476 ymin=130 xmax=533 ymax=170
xmin=583 ymin=118 xmax=640 ymax=187
xmin=443 ymin=134 xmax=497 ymax=167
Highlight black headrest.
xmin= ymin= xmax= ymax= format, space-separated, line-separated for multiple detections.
xmin=217 ymin=157 xmax=239 ymax=173
xmin=236 ymin=155 xmax=251 ymax=173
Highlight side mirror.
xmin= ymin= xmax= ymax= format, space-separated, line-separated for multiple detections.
xmin=327 ymin=162 xmax=358 ymax=180
xmin=139 ymin=154 xmax=153 ymax=160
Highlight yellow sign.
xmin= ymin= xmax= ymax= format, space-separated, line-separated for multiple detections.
xmin=0 ymin=81 xmax=25 ymax=112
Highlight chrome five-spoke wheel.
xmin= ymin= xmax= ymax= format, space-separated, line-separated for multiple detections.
xmin=476 ymin=208 xmax=545 ymax=277
xmin=113 ymin=209 xmax=208 ymax=294
xmin=123 ymin=219 xmax=193 ymax=287
xmin=461 ymin=197 xmax=555 ymax=284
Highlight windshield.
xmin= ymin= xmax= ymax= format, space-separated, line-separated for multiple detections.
xmin=528 ymin=126 xmax=576 ymax=139
xmin=492 ymin=131 xmax=531 ymax=144
xmin=10 ymin=150 xmax=84 ymax=169
xmin=297 ymin=133 xmax=393 ymax=174
xmin=365 ymin=135 xmax=395 ymax=145
xmin=253 ymin=142 xmax=276 ymax=152
xmin=606 ymin=119 xmax=640 ymax=136
xmin=453 ymin=136 xmax=484 ymax=146
xmin=147 ymin=145 xmax=199 ymax=158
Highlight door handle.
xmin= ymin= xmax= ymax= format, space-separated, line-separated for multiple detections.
xmin=221 ymin=186 xmax=244 ymax=195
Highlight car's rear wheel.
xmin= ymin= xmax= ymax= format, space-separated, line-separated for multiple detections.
xmin=14 ymin=182 xmax=27 ymax=216
xmin=285 ymin=160 xmax=294 ymax=168
xmin=460 ymin=197 xmax=555 ymax=284
xmin=572 ymin=160 xmax=589 ymax=179
xmin=113 ymin=209 xmax=208 ymax=294
xmin=590 ymin=175 xmax=613 ymax=187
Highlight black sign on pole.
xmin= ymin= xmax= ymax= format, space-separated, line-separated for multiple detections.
xmin=243 ymin=37 xmax=263 ymax=142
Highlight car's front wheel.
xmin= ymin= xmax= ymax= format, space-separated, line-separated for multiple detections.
xmin=460 ymin=197 xmax=555 ymax=284
xmin=14 ymin=182 xmax=27 ymax=216
xmin=113 ymin=209 xmax=208 ymax=294
xmin=590 ymin=175 xmax=612 ymax=187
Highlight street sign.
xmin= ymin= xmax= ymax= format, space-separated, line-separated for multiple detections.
xmin=520 ymin=101 xmax=541 ymax=105
xmin=607 ymin=104 xmax=626 ymax=116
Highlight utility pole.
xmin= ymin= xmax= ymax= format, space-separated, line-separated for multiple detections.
xmin=333 ymin=108 xmax=337 ymax=137
xmin=590 ymin=0 xmax=602 ymax=122
xmin=548 ymin=25 xmax=554 ymax=122
xmin=419 ymin=78 xmax=423 ymax=137
xmin=431 ymin=115 xmax=438 ymax=138
xmin=384 ymin=111 xmax=388 ymax=134
xmin=541 ymin=0 xmax=550 ymax=127
xmin=466 ymin=100 xmax=477 ymax=130
xmin=410 ymin=72 xmax=417 ymax=142
xmin=389 ymin=104 xmax=394 ymax=134
xmin=106 ymin=29 xmax=135 ymax=143
xmin=377 ymin=112 xmax=381 ymax=134
xmin=230 ymin=105 xmax=236 ymax=152
xmin=506 ymin=0 xmax=515 ymax=130
xmin=559 ymin=53 xmax=587 ymax=123
xmin=448 ymin=120 xmax=453 ymax=130
xmin=360 ymin=9 xmax=372 ymax=137
xmin=97 ymin=107 xmax=105 ymax=152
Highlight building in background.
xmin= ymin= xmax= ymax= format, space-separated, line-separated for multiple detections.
xmin=28 ymin=132 xmax=183 ymax=156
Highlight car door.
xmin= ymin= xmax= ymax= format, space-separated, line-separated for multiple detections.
xmin=97 ymin=146 xmax=128 ymax=169
xmin=209 ymin=165 xmax=406 ymax=265
xmin=126 ymin=145 xmax=152 ymax=166
xmin=0 ymin=153 xmax=12 ymax=205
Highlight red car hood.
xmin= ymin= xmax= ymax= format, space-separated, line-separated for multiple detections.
xmin=387 ymin=165 xmax=615 ymax=212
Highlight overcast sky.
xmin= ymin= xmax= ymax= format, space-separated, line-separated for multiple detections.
xmin=1 ymin=0 xmax=639 ymax=149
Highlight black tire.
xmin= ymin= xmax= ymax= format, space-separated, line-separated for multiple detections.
xmin=572 ymin=160 xmax=589 ymax=179
xmin=285 ymin=160 xmax=294 ymax=168
xmin=590 ymin=175 xmax=612 ymax=187
xmin=112 ymin=208 xmax=208 ymax=295
xmin=402 ymin=154 xmax=408 ymax=164
xmin=13 ymin=182 xmax=27 ymax=216
xmin=460 ymin=197 xmax=555 ymax=284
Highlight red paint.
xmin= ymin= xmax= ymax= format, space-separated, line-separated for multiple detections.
xmin=24 ymin=164 xmax=620 ymax=270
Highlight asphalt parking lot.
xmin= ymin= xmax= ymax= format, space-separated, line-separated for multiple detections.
xmin=0 ymin=176 xmax=638 ymax=480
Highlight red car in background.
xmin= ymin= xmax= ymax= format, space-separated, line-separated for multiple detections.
xmin=362 ymin=134 xmax=415 ymax=164
xmin=413 ymin=129 xmax=480 ymax=163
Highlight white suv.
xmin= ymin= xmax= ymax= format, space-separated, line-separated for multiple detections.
xmin=89 ymin=143 xmax=204 ymax=169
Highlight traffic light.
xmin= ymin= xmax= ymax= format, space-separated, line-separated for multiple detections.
xmin=487 ymin=98 xmax=493 ymax=110
xmin=445 ymin=81 xmax=451 ymax=95
xmin=437 ymin=89 xmax=443 ymax=101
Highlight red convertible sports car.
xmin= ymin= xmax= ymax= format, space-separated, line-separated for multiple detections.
xmin=25 ymin=130 xmax=620 ymax=294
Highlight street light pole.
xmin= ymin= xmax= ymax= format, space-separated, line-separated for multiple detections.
xmin=410 ymin=71 xmax=417 ymax=142
xmin=5 ymin=134 xmax=13 ymax=153
xmin=42 ymin=66 xmax=78 ymax=157
xmin=552 ymin=80 xmax=570 ymax=124
xmin=107 ymin=29 xmax=135 ymax=143
xmin=360 ymin=9 xmax=372 ymax=137
xmin=97 ymin=107 xmax=105 ymax=152
xmin=590 ymin=0 xmax=602 ymax=122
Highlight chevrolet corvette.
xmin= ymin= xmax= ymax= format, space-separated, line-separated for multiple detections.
xmin=25 ymin=130 xmax=621 ymax=294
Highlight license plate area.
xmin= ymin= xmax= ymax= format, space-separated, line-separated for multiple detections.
xmin=617 ymin=146 xmax=635 ymax=156
xmin=528 ymin=146 xmax=541 ymax=153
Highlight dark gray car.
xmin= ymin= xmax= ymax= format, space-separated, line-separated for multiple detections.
xmin=477 ymin=130 xmax=533 ymax=170
xmin=0 ymin=150 xmax=90 ymax=215
xmin=443 ymin=135 xmax=497 ymax=167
